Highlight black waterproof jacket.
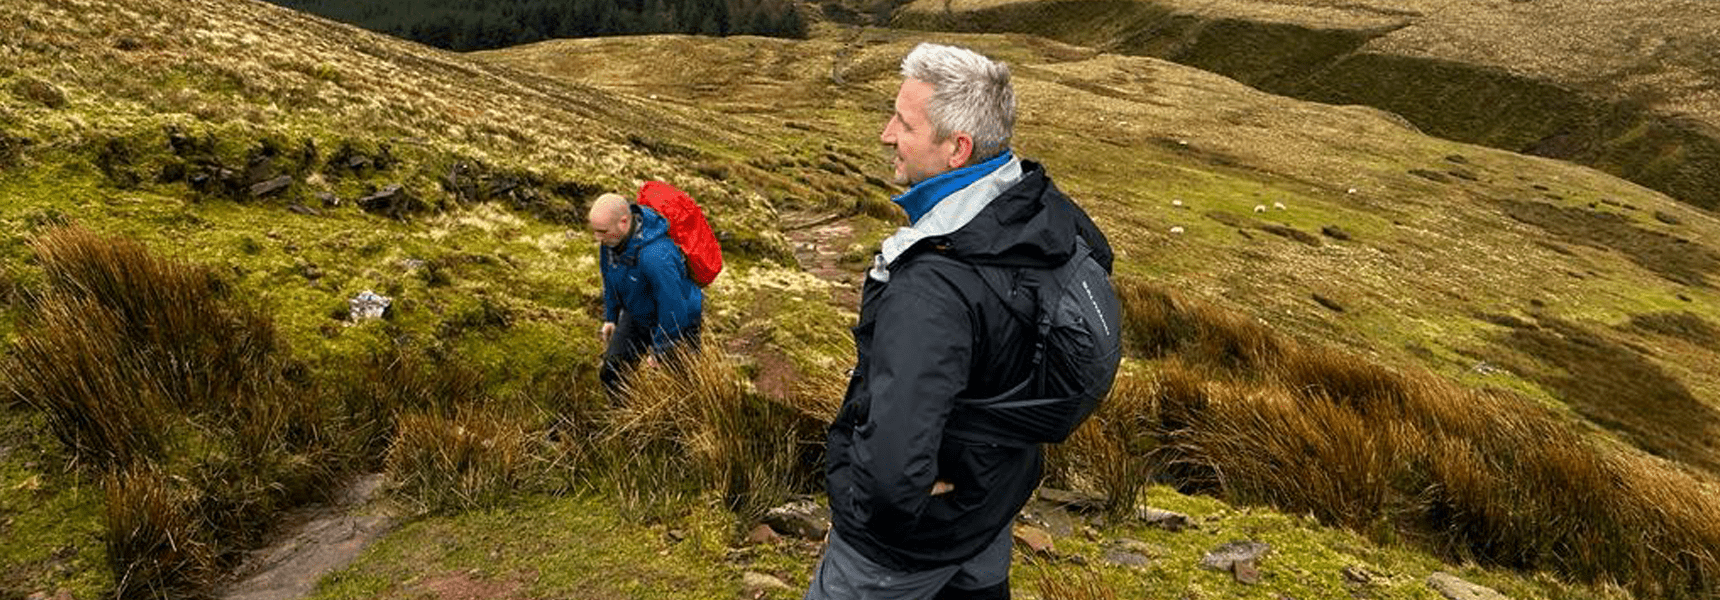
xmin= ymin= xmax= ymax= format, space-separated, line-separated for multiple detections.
xmin=826 ymin=160 xmax=1113 ymax=571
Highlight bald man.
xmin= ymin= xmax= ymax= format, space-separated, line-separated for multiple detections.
xmin=589 ymin=193 xmax=704 ymax=397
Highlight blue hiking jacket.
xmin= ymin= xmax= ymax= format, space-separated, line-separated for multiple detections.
xmin=600 ymin=205 xmax=704 ymax=352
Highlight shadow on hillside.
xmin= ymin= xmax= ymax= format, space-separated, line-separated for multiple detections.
xmin=1491 ymin=314 xmax=1720 ymax=474
xmin=1494 ymin=198 xmax=1720 ymax=288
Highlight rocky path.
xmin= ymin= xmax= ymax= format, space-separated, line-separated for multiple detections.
xmin=218 ymin=474 xmax=394 ymax=600
xmin=784 ymin=211 xmax=866 ymax=308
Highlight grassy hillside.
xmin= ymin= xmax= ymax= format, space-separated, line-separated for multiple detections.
xmin=890 ymin=0 xmax=1720 ymax=213
xmin=2 ymin=0 xmax=1718 ymax=598
xmin=482 ymin=25 xmax=1720 ymax=476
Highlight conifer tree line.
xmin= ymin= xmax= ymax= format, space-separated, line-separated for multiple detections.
xmin=267 ymin=0 xmax=809 ymax=51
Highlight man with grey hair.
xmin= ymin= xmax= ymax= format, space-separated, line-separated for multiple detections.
xmin=809 ymin=42 xmax=1114 ymax=599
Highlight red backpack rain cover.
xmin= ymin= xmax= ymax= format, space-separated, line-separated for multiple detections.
xmin=635 ymin=181 xmax=723 ymax=287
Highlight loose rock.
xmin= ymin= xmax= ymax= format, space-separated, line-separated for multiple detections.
xmin=1012 ymin=525 xmax=1055 ymax=556
xmin=1200 ymin=540 xmax=1270 ymax=571
xmin=357 ymin=184 xmax=426 ymax=220
xmin=1137 ymin=507 xmax=1192 ymax=532
xmin=1100 ymin=538 xmax=1162 ymax=568
xmin=1427 ymin=572 xmax=1509 ymax=600
xmin=250 ymin=175 xmax=293 ymax=198
xmin=763 ymin=497 xmax=831 ymax=541
xmin=742 ymin=571 xmax=792 ymax=595
xmin=1037 ymin=488 xmax=1107 ymax=514
xmin=745 ymin=524 xmax=781 ymax=545
xmin=348 ymin=290 xmax=391 ymax=321
xmin=1233 ymin=559 xmax=1261 ymax=584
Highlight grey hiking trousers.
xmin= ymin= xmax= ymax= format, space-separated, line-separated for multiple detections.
xmin=803 ymin=526 xmax=1013 ymax=600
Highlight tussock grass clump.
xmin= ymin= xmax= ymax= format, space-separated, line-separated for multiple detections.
xmin=1117 ymin=278 xmax=1281 ymax=370
xmin=1109 ymin=277 xmax=1720 ymax=598
xmin=1047 ymin=372 xmax=1159 ymax=517
xmin=1031 ymin=559 xmax=1116 ymax=600
xmin=8 ymin=226 xmax=305 ymax=470
xmin=4 ymin=226 xmax=346 ymax=596
xmin=598 ymin=348 xmax=823 ymax=523
xmin=341 ymin=345 xmax=488 ymax=462
xmin=386 ymin=408 xmax=535 ymax=514
xmin=102 ymin=468 xmax=213 ymax=600
xmin=9 ymin=299 xmax=170 ymax=469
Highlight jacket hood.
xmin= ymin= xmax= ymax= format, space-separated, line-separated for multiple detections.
xmin=939 ymin=160 xmax=1083 ymax=269
xmin=622 ymin=204 xmax=670 ymax=254
xmin=875 ymin=160 xmax=1101 ymax=276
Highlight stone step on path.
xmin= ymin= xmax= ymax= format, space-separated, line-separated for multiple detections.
xmin=219 ymin=473 xmax=394 ymax=600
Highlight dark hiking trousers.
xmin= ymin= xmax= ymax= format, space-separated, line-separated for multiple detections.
xmin=599 ymin=311 xmax=702 ymax=401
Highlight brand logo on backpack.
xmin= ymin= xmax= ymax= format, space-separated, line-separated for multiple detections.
xmin=949 ymin=235 xmax=1123 ymax=445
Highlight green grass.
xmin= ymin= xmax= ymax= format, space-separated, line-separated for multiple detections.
xmin=308 ymin=483 xmax=1628 ymax=600
xmin=1013 ymin=485 xmax=1626 ymax=600
xmin=0 ymin=412 xmax=111 ymax=599
xmin=309 ymin=494 xmax=759 ymax=599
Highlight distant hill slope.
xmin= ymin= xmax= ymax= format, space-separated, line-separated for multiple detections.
xmin=891 ymin=0 xmax=1720 ymax=213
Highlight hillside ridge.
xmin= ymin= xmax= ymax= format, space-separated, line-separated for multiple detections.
xmin=892 ymin=0 xmax=1720 ymax=212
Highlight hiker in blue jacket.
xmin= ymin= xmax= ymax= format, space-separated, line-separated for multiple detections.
xmin=588 ymin=193 xmax=704 ymax=397
xmin=805 ymin=43 xmax=1114 ymax=599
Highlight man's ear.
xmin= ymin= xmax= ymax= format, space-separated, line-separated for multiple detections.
xmin=946 ymin=132 xmax=974 ymax=169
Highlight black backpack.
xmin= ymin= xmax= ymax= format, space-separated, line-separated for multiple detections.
xmin=948 ymin=235 xmax=1123 ymax=445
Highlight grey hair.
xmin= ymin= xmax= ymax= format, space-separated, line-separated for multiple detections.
xmin=900 ymin=42 xmax=1015 ymax=163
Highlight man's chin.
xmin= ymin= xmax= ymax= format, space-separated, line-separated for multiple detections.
xmin=890 ymin=169 xmax=911 ymax=187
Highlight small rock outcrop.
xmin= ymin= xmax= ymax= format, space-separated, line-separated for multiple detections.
xmin=1037 ymin=487 xmax=1107 ymax=514
xmin=1201 ymin=540 xmax=1271 ymax=584
xmin=249 ymin=175 xmax=292 ymax=198
xmin=1200 ymin=540 xmax=1271 ymax=571
xmin=762 ymin=497 xmax=830 ymax=541
xmin=1136 ymin=506 xmax=1192 ymax=532
xmin=1012 ymin=524 xmax=1055 ymax=556
xmin=357 ymin=184 xmax=427 ymax=220
xmin=1427 ymin=572 xmax=1510 ymax=600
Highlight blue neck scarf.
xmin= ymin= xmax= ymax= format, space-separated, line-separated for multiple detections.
xmin=892 ymin=150 xmax=1015 ymax=225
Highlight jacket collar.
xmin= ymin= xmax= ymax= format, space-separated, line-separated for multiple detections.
xmin=870 ymin=153 xmax=1023 ymax=282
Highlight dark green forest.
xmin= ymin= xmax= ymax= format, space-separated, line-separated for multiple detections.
xmin=266 ymin=0 xmax=809 ymax=51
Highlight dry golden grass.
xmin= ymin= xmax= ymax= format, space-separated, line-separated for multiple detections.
xmin=1047 ymin=372 xmax=1159 ymax=516
xmin=1031 ymin=559 xmax=1117 ymax=600
xmin=8 ymin=297 xmax=170 ymax=470
xmin=1099 ymin=277 xmax=1720 ymax=598
xmin=387 ymin=408 xmax=536 ymax=514
xmin=341 ymin=345 xmax=490 ymax=461
xmin=596 ymin=346 xmax=824 ymax=523
xmin=102 ymin=468 xmax=214 ymax=600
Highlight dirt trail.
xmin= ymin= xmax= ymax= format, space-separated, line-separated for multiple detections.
xmin=218 ymin=474 xmax=394 ymax=600
xmin=786 ymin=213 xmax=867 ymax=308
